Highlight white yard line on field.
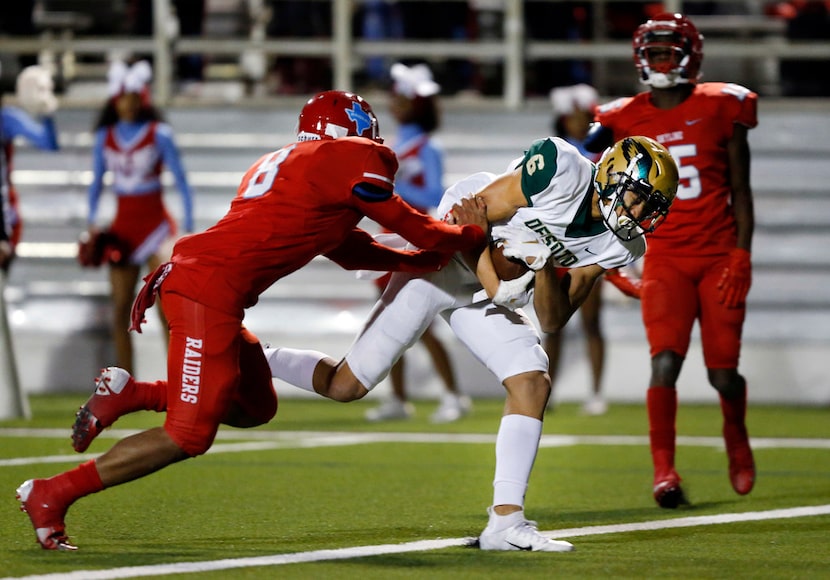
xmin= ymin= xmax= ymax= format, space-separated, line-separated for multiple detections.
xmin=2 ymin=429 xmax=830 ymax=468
xmin=3 ymin=504 xmax=830 ymax=580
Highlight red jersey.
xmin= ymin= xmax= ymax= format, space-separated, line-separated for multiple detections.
xmin=595 ymin=82 xmax=757 ymax=257
xmin=163 ymin=137 xmax=483 ymax=317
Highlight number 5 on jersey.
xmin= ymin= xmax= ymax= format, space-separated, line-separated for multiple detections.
xmin=241 ymin=145 xmax=295 ymax=198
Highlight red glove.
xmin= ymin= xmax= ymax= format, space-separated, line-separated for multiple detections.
xmin=718 ymin=248 xmax=752 ymax=308
xmin=129 ymin=263 xmax=172 ymax=333
xmin=605 ymin=268 xmax=642 ymax=299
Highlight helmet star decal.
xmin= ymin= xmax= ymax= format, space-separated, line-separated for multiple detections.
xmin=297 ymin=91 xmax=383 ymax=143
xmin=346 ymin=102 xmax=373 ymax=136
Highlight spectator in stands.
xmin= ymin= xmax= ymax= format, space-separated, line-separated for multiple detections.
xmin=84 ymin=60 xmax=195 ymax=376
xmin=359 ymin=1 xmax=405 ymax=87
xmin=364 ymin=62 xmax=471 ymax=424
xmin=769 ymin=0 xmax=830 ymax=95
xmin=266 ymin=1 xmax=331 ymax=94
xmin=524 ymin=3 xmax=594 ymax=95
xmin=128 ymin=0 xmax=206 ymax=88
xmin=0 ymin=1 xmax=38 ymax=70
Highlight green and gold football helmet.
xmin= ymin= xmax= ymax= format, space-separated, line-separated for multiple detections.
xmin=594 ymin=136 xmax=679 ymax=241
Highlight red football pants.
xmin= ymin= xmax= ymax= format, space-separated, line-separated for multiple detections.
xmin=160 ymin=290 xmax=277 ymax=456
xmin=641 ymin=254 xmax=745 ymax=369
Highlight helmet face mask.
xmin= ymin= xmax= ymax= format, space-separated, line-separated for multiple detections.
xmin=633 ymin=13 xmax=703 ymax=89
xmin=297 ymin=90 xmax=383 ymax=143
xmin=595 ymin=136 xmax=679 ymax=241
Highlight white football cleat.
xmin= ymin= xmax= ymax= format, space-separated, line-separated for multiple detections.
xmin=430 ymin=393 xmax=472 ymax=424
xmin=364 ymin=398 xmax=414 ymax=422
xmin=478 ymin=508 xmax=574 ymax=552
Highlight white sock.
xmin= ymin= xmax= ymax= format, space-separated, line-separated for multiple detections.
xmin=492 ymin=414 xmax=543 ymax=508
xmin=486 ymin=506 xmax=525 ymax=532
xmin=263 ymin=347 xmax=327 ymax=394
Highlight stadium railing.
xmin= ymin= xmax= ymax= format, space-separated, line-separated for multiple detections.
xmin=1 ymin=0 xmax=829 ymax=107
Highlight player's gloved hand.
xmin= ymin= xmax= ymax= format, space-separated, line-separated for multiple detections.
xmin=492 ymin=270 xmax=535 ymax=310
xmin=605 ymin=268 xmax=642 ymax=299
xmin=717 ymin=248 xmax=752 ymax=308
xmin=491 ymin=224 xmax=551 ymax=271
xmin=16 ymin=65 xmax=58 ymax=117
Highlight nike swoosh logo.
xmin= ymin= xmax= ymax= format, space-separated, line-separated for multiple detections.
xmin=585 ymin=248 xmax=597 ymax=255
xmin=506 ymin=541 xmax=533 ymax=551
xmin=685 ymin=118 xmax=702 ymax=126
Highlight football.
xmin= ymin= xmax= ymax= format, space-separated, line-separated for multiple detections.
xmin=490 ymin=240 xmax=529 ymax=281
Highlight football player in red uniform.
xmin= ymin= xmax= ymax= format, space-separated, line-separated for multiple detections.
xmin=587 ymin=13 xmax=757 ymax=508
xmin=15 ymin=90 xmax=488 ymax=551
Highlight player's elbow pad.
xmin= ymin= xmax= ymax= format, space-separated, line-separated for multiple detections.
xmin=584 ymin=123 xmax=613 ymax=154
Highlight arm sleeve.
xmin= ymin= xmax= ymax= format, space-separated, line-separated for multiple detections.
xmin=3 ymin=107 xmax=59 ymax=150
xmin=357 ymin=194 xmax=486 ymax=254
xmin=324 ymin=228 xmax=449 ymax=273
xmin=87 ymin=129 xmax=107 ymax=226
xmin=156 ymin=124 xmax=195 ymax=232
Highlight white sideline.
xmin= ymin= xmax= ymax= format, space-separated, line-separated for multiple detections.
xmin=4 ymin=505 xmax=830 ymax=580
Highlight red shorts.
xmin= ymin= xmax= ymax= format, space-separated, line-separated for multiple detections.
xmin=110 ymin=192 xmax=175 ymax=264
xmin=641 ymin=254 xmax=745 ymax=369
xmin=160 ymin=290 xmax=277 ymax=456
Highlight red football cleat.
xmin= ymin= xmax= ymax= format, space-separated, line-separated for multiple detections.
xmin=653 ymin=476 xmax=689 ymax=509
xmin=16 ymin=479 xmax=77 ymax=551
xmin=724 ymin=423 xmax=755 ymax=495
xmin=71 ymin=367 xmax=134 ymax=453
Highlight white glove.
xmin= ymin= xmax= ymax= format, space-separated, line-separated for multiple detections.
xmin=16 ymin=65 xmax=58 ymax=116
xmin=491 ymin=224 xmax=551 ymax=271
xmin=492 ymin=270 xmax=534 ymax=310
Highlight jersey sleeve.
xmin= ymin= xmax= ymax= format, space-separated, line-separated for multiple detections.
xmin=519 ymin=138 xmax=559 ymax=207
xmin=592 ymin=96 xmax=633 ymax=141
xmin=350 ymin=142 xmax=398 ymax=202
xmin=724 ymin=83 xmax=758 ymax=129
xmin=436 ymin=171 xmax=497 ymax=219
xmin=358 ymin=194 xmax=486 ymax=254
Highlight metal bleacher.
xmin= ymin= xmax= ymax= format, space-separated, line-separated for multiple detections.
xmin=6 ymin=97 xmax=830 ymax=406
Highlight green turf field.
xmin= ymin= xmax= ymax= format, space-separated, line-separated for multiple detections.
xmin=2 ymin=395 xmax=828 ymax=579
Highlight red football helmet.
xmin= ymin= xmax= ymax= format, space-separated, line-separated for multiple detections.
xmin=296 ymin=90 xmax=383 ymax=143
xmin=632 ymin=13 xmax=703 ymax=89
